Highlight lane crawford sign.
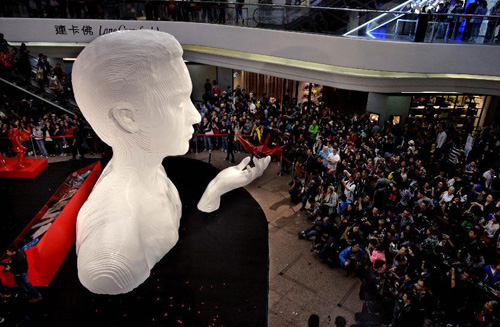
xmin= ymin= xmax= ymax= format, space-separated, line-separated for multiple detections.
xmin=0 ymin=18 xmax=176 ymax=43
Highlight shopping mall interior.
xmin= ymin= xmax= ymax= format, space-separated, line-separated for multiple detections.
xmin=0 ymin=1 xmax=500 ymax=326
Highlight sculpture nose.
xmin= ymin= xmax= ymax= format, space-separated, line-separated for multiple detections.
xmin=187 ymin=101 xmax=201 ymax=125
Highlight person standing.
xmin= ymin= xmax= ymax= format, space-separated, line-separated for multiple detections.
xmin=431 ymin=1 xmax=450 ymax=41
xmin=484 ymin=1 xmax=500 ymax=43
xmin=0 ymin=34 xmax=9 ymax=53
xmin=470 ymin=0 xmax=488 ymax=42
xmin=201 ymin=116 xmax=213 ymax=151
xmin=203 ymin=78 xmax=212 ymax=101
xmin=448 ymin=1 xmax=465 ymax=40
xmin=482 ymin=167 xmax=495 ymax=190
xmin=435 ymin=125 xmax=447 ymax=158
xmin=341 ymin=171 xmax=356 ymax=202
xmin=308 ymin=120 xmax=319 ymax=139
xmin=220 ymin=120 xmax=229 ymax=151
xmin=42 ymin=55 xmax=51 ymax=87
xmin=218 ymin=0 xmax=227 ymax=24
xmin=235 ymin=0 xmax=244 ymax=24
xmin=43 ymin=121 xmax=56 ymax=156
xmin=463 ymin=0 xmax=481 ymax=40
xmin=225 ymin=123 xmax=235 ymax=163
xmin=32 ymin=121 xmax=48 ymax=158
xmin=71 ymin=120 xmax=86 ymax=159
xmin=3 ymin=246 xmax=42 ymax=302
xmin=18 ymin=43 xmax=31 ymax=83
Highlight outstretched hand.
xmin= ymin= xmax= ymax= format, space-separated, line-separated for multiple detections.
xmin=220 ymin=156 xmax=270 ymax=191
xmin=197 ymin=156 xmax=271 ymax=213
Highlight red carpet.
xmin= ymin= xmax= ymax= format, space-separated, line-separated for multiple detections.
xmin=0 ymin=158 xmax=48 ymax=179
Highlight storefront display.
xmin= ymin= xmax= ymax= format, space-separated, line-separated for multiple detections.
xmin=408 ymin=94 xmax=489 ymax=128
xmin=369 ymin=112 xmax=380 ymax=123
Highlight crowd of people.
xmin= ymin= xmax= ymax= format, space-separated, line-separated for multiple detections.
xmin=412 ymin=0 xmax=500 ymax=43
xmin=195 ymin=79 xmax=500 ymax=326
xmin=0 ymin=37 xmax=74 ymax=106
xmin=0 ymin=87 xmax=101 ymax=160
xmin=0 ymin=32 xmax=100 ymax=160
xmin=288 ymin=109 xmax=500 ymax=326
xmin=1 ymin=37 xmax=500 ymax=325
xmin=0 ymin=0 xmax=249 ymax=24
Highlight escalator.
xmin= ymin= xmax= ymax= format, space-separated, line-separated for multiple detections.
xmin=0 ymin=46 xmax=79 ymax=116
xmin=0 ymin=77 xmax=76 ymax=116
xmin=283 ymin=0 xmax=380 ymax=34
xmin=251 ymin=0 xmax=413 ymax=36
xmin=341 ymin=0 xmax=445 ymax=40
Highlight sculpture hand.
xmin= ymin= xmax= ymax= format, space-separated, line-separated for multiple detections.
xmin=197 ymin=156 xmax=271 ymax=213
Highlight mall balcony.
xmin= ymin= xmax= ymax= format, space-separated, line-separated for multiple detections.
xmin=1 ymin=0 xmax=500 ymax=132
xmin=2 ymin=2 xmax=500 ymax=327
xmin=1 ymin=0 xmax=500 ymax=128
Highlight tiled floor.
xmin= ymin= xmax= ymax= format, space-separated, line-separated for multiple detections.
xmin=31 ymin=149 xmax=362 ymax=327
xmin=184 ymin=150 xmax=362 ymax=327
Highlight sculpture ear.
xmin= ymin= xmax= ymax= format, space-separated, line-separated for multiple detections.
xmin=110 ymin=107 xmax=139 ymax=134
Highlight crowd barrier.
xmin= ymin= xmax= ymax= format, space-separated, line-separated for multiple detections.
xmin=1 ymin=131 xmax=310 ymax=176
xmin=194 ymin=132 xmax=310 ymax=177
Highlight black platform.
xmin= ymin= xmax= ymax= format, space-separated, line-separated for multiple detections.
xmin=0 ymin=157 xmax=269 ymax=327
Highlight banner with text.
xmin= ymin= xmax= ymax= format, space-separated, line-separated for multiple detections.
xmin=0 ymin=18 xmax=183 ymax=43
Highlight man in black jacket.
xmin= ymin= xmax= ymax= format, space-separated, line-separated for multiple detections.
xmin=4 ymin=246 xmax=42 ymax=302
xmin=463 ymin=0 xmax=481 ymax=40
xmin=71 ymin=120 xmax=86 ymax=159
xmin=393 ymin=291 xmax=417 ymax=327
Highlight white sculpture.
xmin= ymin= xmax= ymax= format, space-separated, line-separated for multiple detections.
xmin=72 ymin=30 xmax=270 ymax=295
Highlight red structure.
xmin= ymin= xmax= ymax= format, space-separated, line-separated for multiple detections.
xmin=8 ymin=127 xmax=28 ymax=169
xmin=238 ymin=134 xmax=284 ymax=158
xmin=0 ymin=158 xmax=48 ymax=179
xmin=0 ymin=162 xmax=102 ymax=287
xmin=0 ymin=152 xmax=6 ymax=167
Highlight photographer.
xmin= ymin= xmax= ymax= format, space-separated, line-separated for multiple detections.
xmin=299 ymin=178 xmax=319 ymax=211
xmin=339 ymin=242 xmax=365 ymax=277
xmin=341 ymin=170 xmax=356 ymax=202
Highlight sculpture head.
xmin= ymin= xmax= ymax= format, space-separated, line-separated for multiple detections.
xmin=72 ymin=30 xmax=200 ymax=156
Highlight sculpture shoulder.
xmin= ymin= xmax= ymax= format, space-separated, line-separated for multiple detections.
xmin=77 ymin=170 xmax=144 ymax=232
xmin=158 ymin=167 xmax=182 ymax=218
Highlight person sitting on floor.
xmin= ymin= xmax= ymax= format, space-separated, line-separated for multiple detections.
xmin=339 ymin=241 xmax=365 ymax=277
xmin=298 ymin=217 xmax=332 ymax=240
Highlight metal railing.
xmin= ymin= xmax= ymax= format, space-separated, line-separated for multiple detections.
xmin=1 ymin=0 xmax=499 ymax=45
xmin=0 ymin=42 xmax=80 ymax=114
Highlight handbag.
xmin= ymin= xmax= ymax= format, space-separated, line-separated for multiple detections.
xmin=45 ymin=130 xmax=52 ymax=142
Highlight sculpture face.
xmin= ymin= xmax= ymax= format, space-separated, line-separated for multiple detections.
xmin=146 ymin=70 xmax=200 ymax=156
xmin=72 ymin=30 xmax=200 ymax=156
xmin=72 ymin=30 xmax=200 ymax=295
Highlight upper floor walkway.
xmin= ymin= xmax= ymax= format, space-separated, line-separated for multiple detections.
xmin=1 ymin=1 xmax=500 ymax=95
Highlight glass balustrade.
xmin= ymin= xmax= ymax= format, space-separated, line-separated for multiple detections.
xmin=0 ymin=0 xmax=499 ymax=45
